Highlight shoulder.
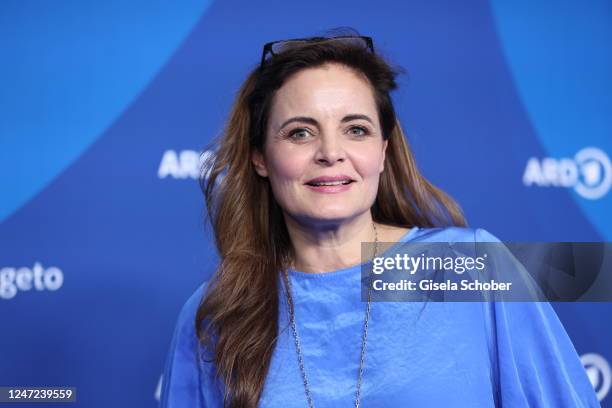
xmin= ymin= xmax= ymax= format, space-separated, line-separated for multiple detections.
xmin=174 ymin=282 xmax=209 ymax=332
xmin=160 ymin=280 xmax=220 ymax=407
xmin=412 ymin=226 xmax=503 ymax=243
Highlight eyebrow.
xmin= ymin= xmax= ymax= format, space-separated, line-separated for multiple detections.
xmin=278 ymin=114 xmax=374 ymax=132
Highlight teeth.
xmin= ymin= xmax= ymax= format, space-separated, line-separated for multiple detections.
xmin=310 ymin=180 xmax=351 ymax=186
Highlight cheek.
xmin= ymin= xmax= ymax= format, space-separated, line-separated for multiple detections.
xmin=267 ymin=147 xmax=308 ymax=182
xmin=352 ymin=148 xmax=385 ymax=179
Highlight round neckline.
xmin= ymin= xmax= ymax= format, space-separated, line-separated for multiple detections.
xmin=287 ymin=226 xmax=421 ymax=279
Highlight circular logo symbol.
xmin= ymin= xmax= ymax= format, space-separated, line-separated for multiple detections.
xmin=581 ymin=353 xmax=611 ymax=401
xmin=574 ymin=147 xmax=612 ymax=200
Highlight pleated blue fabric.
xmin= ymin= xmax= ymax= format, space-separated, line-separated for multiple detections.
xmin=160 ymin=227 xmax=600 ymax=407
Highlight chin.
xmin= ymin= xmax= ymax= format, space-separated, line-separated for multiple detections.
xmin=305 ymin=209 xmax=357 ymax=222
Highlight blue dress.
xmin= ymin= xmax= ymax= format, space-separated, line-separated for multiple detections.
xmin=160 ymin=227 xmax=600 ymax=407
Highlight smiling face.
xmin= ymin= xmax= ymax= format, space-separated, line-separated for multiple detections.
xmin=251 ymin=63 xmax=388 ymax=227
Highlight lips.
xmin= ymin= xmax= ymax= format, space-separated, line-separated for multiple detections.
xmin=305 ymin=175 xmax=355 ymax=186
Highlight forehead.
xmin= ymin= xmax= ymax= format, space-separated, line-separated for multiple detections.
xmin=268 ymin=63 xmax=378 ymax=122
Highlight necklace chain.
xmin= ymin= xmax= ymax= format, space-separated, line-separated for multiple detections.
xmin=282 ymin=223 xmax=379 ymax=408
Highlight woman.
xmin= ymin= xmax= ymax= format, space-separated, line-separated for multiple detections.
xmin=160 ymin=33 xmax=599 ymax=407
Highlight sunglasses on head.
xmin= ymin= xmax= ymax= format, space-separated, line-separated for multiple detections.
xmin=260 ymin=35 xmax=375 ymax=69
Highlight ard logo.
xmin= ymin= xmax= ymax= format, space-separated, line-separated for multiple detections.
xmin=523 ymin=147 xmax=611 ymax=200
xmin=158 ymin=149 xmax=214 ymax=180
xmin=581 ymin=353 xmax=611 ymax=401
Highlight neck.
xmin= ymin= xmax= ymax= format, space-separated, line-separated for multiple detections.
xmin=285 ymin=213 xmax=378 ymax=274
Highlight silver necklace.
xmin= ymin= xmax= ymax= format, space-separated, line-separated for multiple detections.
xmin=282 ymin=223 xmax=379 ymax=408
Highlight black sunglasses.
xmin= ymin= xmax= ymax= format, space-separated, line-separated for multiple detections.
xmin=260 ymin=35 xmax=375 ymax=69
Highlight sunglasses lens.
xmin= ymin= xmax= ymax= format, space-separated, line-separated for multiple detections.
xmin=263 ymin=36 xmax=373 ymax=67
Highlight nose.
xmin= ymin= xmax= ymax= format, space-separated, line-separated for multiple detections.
xmin=314 ymin=132 xmax=346 ymax=165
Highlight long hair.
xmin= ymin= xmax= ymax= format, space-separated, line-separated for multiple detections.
xmin=196 ymin=32 xmax=466 ymax=408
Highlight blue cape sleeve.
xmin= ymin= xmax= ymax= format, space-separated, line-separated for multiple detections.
xmin=160 ymin=282 xmax=221 ymax=407
xmin=476 ymin=228 xmax=600 ymax=407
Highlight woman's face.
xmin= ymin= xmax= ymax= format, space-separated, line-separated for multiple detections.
xmin=251 ymin=63 xmax=388 ymax=226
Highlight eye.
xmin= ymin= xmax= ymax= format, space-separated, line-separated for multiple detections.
xmin=288 ymin=128 xmax=312 ymax=140
xmin=347 ymin=125 xmax=370 ymax=137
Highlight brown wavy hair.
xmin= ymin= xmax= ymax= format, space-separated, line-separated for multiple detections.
xmin=196 ymin=31 xmax=467 ymax=407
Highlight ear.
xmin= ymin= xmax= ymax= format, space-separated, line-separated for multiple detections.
xmin=251 ymin=149 xmax=269 ymax=177
xmin=379 ymin=139 xmax=388 ymax=173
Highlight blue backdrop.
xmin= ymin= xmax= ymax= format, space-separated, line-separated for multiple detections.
xmin=1 ymin=0 xmax=610 ymax=406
